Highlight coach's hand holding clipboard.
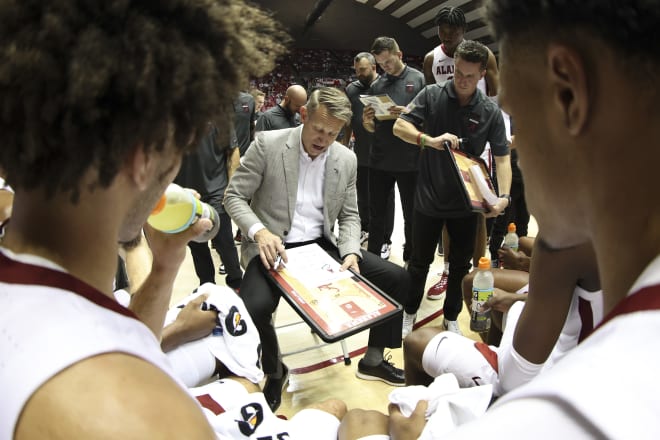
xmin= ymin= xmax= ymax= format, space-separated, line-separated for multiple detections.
xmin=254 ymin=227 xmax=287 ymax=270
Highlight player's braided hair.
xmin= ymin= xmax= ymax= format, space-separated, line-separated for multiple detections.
xmin=434 ymin=7 xmax=466 ymax=29
xmin=0 ymin=0 xmax=289 ymax=201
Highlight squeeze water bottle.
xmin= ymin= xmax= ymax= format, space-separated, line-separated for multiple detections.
xmin=147 ymin=183 xmax=220 ymax=243
xmin=470 ymin=257 xmax=494 ymax=332
xmin=503 ymin=222 xmax=519 ymax=251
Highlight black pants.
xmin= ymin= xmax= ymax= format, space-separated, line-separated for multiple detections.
xmin=188 ymin=210 xmax=242 ymax=289
xmin=357 ymin=165 xmax=395 ymax=242
xmin=239 ymin=238 xmax=409 ymax=375
xmin=367 ymin=169 xmax=417 ymax=261
xmin=406 ymin=210 xmax=478 ymax=319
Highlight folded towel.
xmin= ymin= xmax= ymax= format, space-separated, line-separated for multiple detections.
xmin=389 ymin=373 xmax=493 ymax=438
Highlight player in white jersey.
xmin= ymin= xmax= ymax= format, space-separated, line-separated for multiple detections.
xmin=340 ymin=1 xmax=660 ymax=438
xmin=0 ymin=1 xmax=348 ymax=438
xmin=404 ymin=239 xmax=600 ymax=394
xmin=423 ymin=7 xmax=499 ymax=94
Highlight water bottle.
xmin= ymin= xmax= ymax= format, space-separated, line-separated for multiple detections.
xmin=470 ymin=257 xmax=494 ymax=332
xmin=503 ymin=222 xmax=519 ymax=251
xmin=148 ymin=183 xmax=220 ymax=242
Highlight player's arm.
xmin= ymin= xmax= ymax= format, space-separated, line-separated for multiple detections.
xmin=161 ymin=294 xmax=218 ymax=352
xmin=422 ymin=51 xmax=436 ymax=84
xmin=129 ymin=220 xmax=211 ymax=340
xmin=512 ymin=239 xmax=593 ymax=363
xmin=485 ymin=48 xmax=500 ymax=97
xmin=15 ymin=354 xmax=215 ymax=439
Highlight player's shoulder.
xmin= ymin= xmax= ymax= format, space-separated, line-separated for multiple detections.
xmin=15 ymin=352 xmax=215 ymax=439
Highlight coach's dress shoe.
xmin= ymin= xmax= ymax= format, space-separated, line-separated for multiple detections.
xmin=356 ymin=355 xmax=405 ymax=386
xmin=263 ymin=363 xmax=289 ymax=412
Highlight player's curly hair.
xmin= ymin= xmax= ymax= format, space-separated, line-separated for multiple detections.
xmin=0 ymin=0 xmax=289 ymax=200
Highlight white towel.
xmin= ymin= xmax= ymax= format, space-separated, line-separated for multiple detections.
xmin=168 ymin=284 xmax=263 ymax=383
xmin=389 ymin=373 xmax=493 ymax=439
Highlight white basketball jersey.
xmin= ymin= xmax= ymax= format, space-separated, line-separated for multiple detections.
xmin=432 ymin=44 xmax=487 ymax=94
xmin=0 ymin=247 xmax=183 ymax=439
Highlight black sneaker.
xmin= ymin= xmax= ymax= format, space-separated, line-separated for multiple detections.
xmin=263 ymin=363 xmax=289 ymax=412
xmin=218 ymin=264 xmax=226 ymax=275
xmin=356 ymin=355 xmax=404 ymax=386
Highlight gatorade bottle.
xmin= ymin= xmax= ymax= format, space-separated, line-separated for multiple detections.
xmin=503 ymin=222 xmax=519 ymax=251
xmin=470 ymin=257 xmax=494 ymax=332
xmin=148 ymin=183 xmax=220 ymax=243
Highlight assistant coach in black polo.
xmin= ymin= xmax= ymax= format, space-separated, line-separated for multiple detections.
xmin=393 ymin=40 xmax=511 ymax=336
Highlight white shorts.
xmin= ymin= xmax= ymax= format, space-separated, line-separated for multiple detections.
xmin=189 ymin=379 xmax=339 ymax=439
xmin=421 ymin=332 xmax=499 ymax=388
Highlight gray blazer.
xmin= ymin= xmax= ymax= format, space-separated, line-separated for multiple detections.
xmin=224 ymin=125 xmax=362 ymax=268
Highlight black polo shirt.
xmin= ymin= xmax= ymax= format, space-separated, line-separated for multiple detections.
xmin=367 ymin=65 xmax=425 ymax=172
xmin=175 ymin=125 xmax=236 ymax=213
xmin=399 ymin=81 xmax=508 ymax=218
xmin=255 ymin=104 xmax=299 ymax=131
xmin=233 ymin=91 xmax=255 ymax=156
xmin=345 ymin=78 xmax=378 ymax=167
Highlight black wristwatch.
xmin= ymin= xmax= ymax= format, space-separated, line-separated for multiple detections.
xmin=500 ymin=194 xmax=511 ymax=205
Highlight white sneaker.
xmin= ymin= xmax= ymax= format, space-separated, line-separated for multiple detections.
xmin=380 ymin=242 xmax=392 ymax=259
xmin=402 ymin=312 xmax=416 ymax=339
xmin=443 ymin=318 xmax=463 ymax=335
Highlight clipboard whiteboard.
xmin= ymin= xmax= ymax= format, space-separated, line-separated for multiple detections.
xmin=446 ymin=148 xmax=498 ymax=212
xmin=267 ymin=243 xmax=402 ymax=342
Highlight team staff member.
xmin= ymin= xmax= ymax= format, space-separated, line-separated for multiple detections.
xmin=225 ymin=87 xmax=410 ymax=412
xmin=393 ymin=40 xmax=511 ymax=337
xmin=343 ymin=52 xmax=395 ymax=251
xmin=256 ymin=84 xmax=307 ymax=131
xmin=363 ymin=37 xmax=425 ymax=264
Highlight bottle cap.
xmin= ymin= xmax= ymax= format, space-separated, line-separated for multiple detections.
xmin=151 ymin=194 xmax=167 ymax=215
xmin=507 ymin=222 xmax=516 ymax=232
xmin=478 ymin=257 xmax=491 ymax=269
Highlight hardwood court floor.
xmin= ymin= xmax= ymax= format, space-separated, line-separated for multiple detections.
xmin=170 ymin=190 xmax=538 ymax=419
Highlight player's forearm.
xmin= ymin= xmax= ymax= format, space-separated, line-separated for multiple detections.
xmin=129 ymin=265 xmax=179 ymax=340
xmin=512 ymin=239 xmax=577 ymax=363
xmin=161 ymin=321 xmax=189 ymax=352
